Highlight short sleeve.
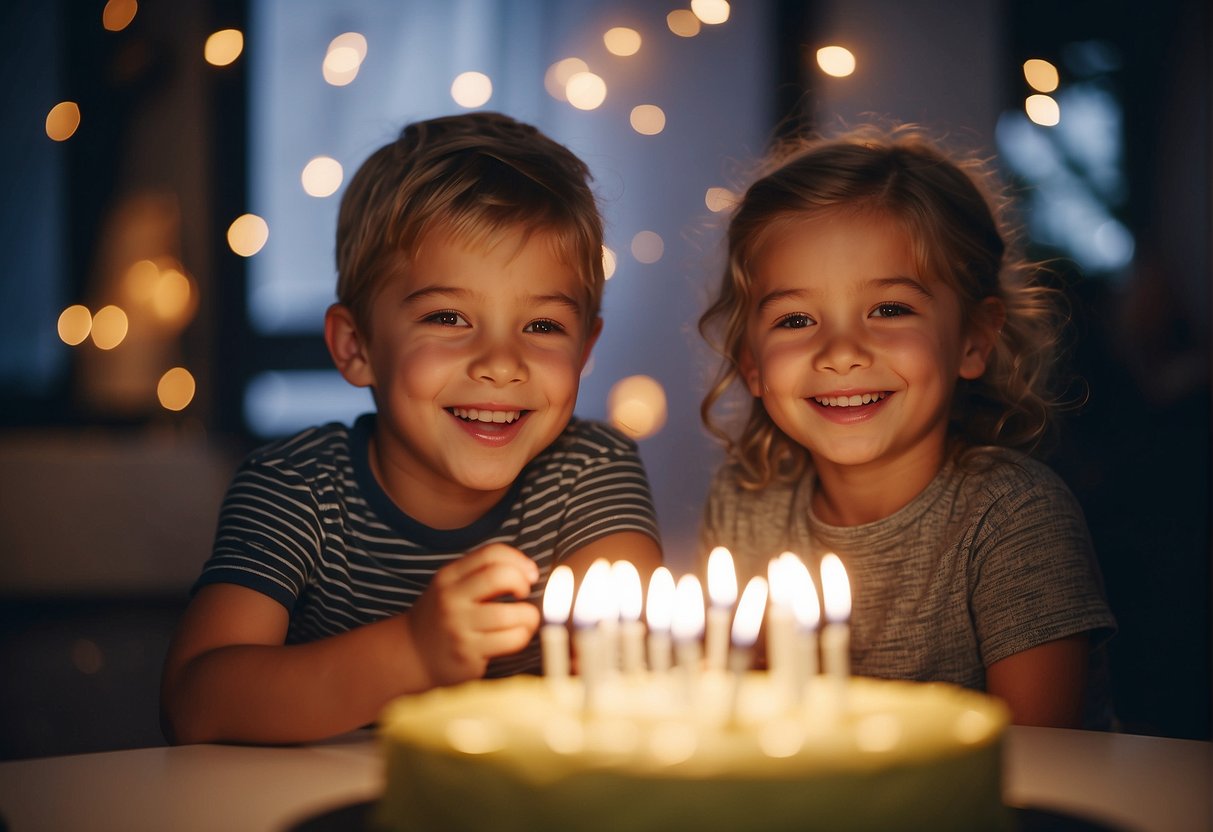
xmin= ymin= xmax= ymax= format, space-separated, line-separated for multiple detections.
xmin=968 ymin=465 xmax=1117 ymax=666
xmin=193 ymin=455 xmax=325 ymax=611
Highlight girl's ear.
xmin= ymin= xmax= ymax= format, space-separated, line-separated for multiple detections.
xmin=958 ymin=297 xmax=1007 ymax=380
xmin=738 ymin=346 xmax=763 ymax=397
xmin=325 ymin=304 xmax=375 ymax=388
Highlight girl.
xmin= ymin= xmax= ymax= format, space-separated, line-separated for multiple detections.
xmin=699 ymin=126 xmax=1116 ymax=728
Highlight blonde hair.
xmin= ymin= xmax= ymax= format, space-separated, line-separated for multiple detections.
xmin=700 ymin=125 xmax=1069 ymax=489
xmin=336 ymin=112 xmax=604 ymax=333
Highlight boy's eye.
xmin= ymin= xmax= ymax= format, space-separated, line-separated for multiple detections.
xmin=871 ymin=302 xmax=912 ymax=318
xmin=775 ymin=313 xmax=814 ymax=329
xmin=423 ymin=311 xmax=469 ymax=327
xmin=524 ymin=319 xmax=566 ymax=335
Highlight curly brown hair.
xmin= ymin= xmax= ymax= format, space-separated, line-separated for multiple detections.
xmin=699 ymin=125 xmax=1070 ymax=489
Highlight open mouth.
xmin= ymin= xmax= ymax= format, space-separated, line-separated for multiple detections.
xmin=448 ymin=407 xmax=528 ymax=424
xmin=811 ymin=392 xmax=889 ymax=408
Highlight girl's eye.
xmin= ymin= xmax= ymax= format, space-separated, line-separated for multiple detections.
xmin=775 ymin=313 xmax=813 ymax=329
xmin=524 ymin=318 xmax=566 ymax=335
xmin=872 ymin=302 xmax=912 ymax=318
xmin=423 ymin=311 xmax=469 ymax=327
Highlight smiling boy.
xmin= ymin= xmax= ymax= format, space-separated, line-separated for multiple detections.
xmin=160 ymin=113 xmax=662 ymax=745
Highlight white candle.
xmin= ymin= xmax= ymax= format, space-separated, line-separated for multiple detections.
xmin=728 ymin=575 xmax=769 ymax=724
xmin=705 ymin=546 xmax=738 ymax=673
xmin=819 ymin=553 xmax=852 ymax=680
xmin=786 ymin=554 xmax=821 ymax=696
xmin=645 ymin=566 xmax=675 ymax=673
xmin=671 ymin=574 xmax=705 ymax=682
xmin=766 ymin=554 xmax=797 ymax=694
xmin=572 ymin=558 xmax=611 ymax=710
xmin=598 ymin=565 xmax=621 ymax=676
xmin=611 ymin=560 xmax=646 ymax=675
xmin=541 ymin=564 xmax=574 ymax=679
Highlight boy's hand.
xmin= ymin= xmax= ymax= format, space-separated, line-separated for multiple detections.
xmin=407 ymin=543 xmax=541 ymax=687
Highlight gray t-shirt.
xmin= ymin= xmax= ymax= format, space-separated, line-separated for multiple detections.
xmin=702 ymin=448 xmax=1116 ymax=723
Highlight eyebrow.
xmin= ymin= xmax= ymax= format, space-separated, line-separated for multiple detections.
xmin=755 ymin=275 xmax=933 ymax=312
xmin=404 ymin=285 xmax=583 ymax=314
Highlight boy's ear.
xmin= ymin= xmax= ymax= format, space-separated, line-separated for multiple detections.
xmin=958 ymin=297 xmax=1006 ymax=380
xmin=325 ymin=304 xmax=375 ymax=388
xmin=580 ymin=317 xmax=604 ymax=369
xmin=738 ymin=346 xmax=763 ymax=397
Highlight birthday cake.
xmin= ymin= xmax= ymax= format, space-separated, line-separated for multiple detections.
xmin=374 ymin=672 xmax=1012 ymax=832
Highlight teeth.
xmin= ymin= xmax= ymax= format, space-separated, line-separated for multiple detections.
xmin=452 ymin=407 xmax=521 ymax=424
xmin=812 ymin=392 xmax=887 ymax=408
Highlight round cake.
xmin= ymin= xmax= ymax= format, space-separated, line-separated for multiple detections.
xmin=375 ymin=672 xmax=1012 ymax=832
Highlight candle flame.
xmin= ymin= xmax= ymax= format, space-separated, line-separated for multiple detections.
xmin=572 ymin=559 xmax=611 ymax=628
xmin=731 ymin=576 xmax=768 ymax=647
xmin=611 ymin=560 xmax=643 ymax=622
xmin=542 ymin=564 xmax=575 ymax=625
xmin=645 ymin=566 xmax=675 ymax=631
xmin=706 ymin=546 xmax=738 ymax=607
xmin=767 ymin=552 xmax=793 ymax=606
xmin=671 ymin=574 xmax=705 ymax=642
xmin=820 ymin=553 xmax=852 ymax=622
xmin=781 ymin=552 xmax=820 ymax=630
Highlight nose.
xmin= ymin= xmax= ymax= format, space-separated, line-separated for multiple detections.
xmin=468 ymin=330 xmax=527 ymax=386
xmin=812 ymin=324 xmax=871 ymax=374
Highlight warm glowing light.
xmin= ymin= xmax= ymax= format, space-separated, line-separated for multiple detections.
xmin=671 ymin=575 xmax=705 ymax=642
xmin=322 ymin=33 xmax=368 ymax=86
xmin=691 ymin=0 xmax=730 ymax=25
xmin=57 ymin=305 xmax=92 ymax=346
xmin=330 ymin=32 xmax=368 ymax=63
xmin=573 ymin=558 xmax=611 ymax=628
xmin=204 ymin=29 xmax=244 ymax=66
xmin=782 ymin=552 xmax=820 ymax=630
xmin=228 ymin=213 xmax=269 ymax=257
xmin=152 ymin=268 xmax=192 ymax=322
xmin=604 ymin=27 xmax=641 ymax=57
xmin=705 ymin=186 xmax=737 ymax=213
xmin=123 ymin=259 xmax=159 ymax=302
xmin=667 ymin=9 xmax=701 ymax=37
xmin=157 ymin=367 xmax=196 ymax=411
xmin=1025 ymin=94 xmax=1060 ymax=126
xmin=731 ymin=576 xmax=769 ymax=648
xmin=102 ymin=0 xmax=137 ymax=32
xmin=565 ymin=71 xmax=607 ymax=110
xmin=817 ymin=45 xmax=856 ymax=77
xmin=544 ymin=57 xmax=589 ymax=101
xmin=1023 ymin=58 xmax=1059 ymax=93
xmin=451 ymin=71 xmax=493 ymax=108
xmin=543 ymin=564 xmax=575 ymax=624
xmin=607 ymin=374 xmax=668 ymax=440
xmin=629 ymin=104 xmax=666 ymax=136
xmin=612 ymin=560 xmax=643 ymax=622
xmin=707 ymin=546 xmax=738 ymax=607
xmin=820 ymin=553 xmax=852 ymax=622
xmin=90 ymin=305 xmax=128 ymax=350
xmin=301 ymin=156 xmax=344 ymax=197
xmin=602 ymin=245 xmax=617 ymax=280
xmin=45 ymin=101 xmax=81 ymax=142
xmin=630 ymin=230 xmax=664 ymax=264
xmin=646 ymin=566 xmax=675 ymax=631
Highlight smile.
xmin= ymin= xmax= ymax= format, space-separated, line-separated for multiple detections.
xmin=812 ymin=392 xmax=888 ymax=408
xmin=448 ymin=407 xmax=526 ymax=424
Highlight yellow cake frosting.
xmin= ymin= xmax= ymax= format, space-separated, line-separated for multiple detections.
xmin=375 ymin=673 xmax=1011 ymax=832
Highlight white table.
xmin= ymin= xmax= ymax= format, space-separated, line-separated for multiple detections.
xmin=0 ymin=727 xmax=1209 ymax=832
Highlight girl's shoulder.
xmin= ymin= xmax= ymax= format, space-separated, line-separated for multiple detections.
xmin=951 ymin=446 xmax=1081 ymax=511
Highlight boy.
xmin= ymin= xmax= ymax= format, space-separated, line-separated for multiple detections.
xmin=160 ymin=113 xmax=663 ymax=745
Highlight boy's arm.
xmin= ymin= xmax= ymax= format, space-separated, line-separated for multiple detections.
xmin=985 ymin=633 xmax=1089 ymax=727
xmin=160 ymin=544 xmax=539 ymax=746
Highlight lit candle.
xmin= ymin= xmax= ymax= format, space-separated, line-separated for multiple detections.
xmin=766 ymin=554 xmax=797 ymax=696
xmin=785 ymin=553 xmax=821 ymax=695
xmin=598 ymin=564 xmax=621 ymax=676
xmin=819 ymin=553 xmax=852 ymax=680
xmin=541 ymin=564 xmax=574 ymax=679
xmin=612 ymin=560 xmax=646 ymax=675
xmin=705 ymin=546 xmax=738 ymax=673
xmin=572 ymin=558 xmax=611 ymax=710
xmin=645 ymin=566 xmax=675 ymax=673
xmin=671 ymin=574 xmax=705 ymax=683
xmin=728 ymin=575 xmax=768 ymax=724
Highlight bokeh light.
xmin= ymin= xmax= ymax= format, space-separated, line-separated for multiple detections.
xmin=602 ymin=246 xmax=617 ymax=280
xmin=323 ymin=33 xmax=367 ymax=86
xmin=631 ymin=231 xmax=664 ymax=264
xmin=57 ymin=305 xmax=92 ymax=346
xmin=451 ymin=71 xmax=493 ymax=108
xmin=705 ymin=187 xmax=738 ymax=213
xmin=690 ymin=0 xmax=730 ymax=25
xmin=45 ymin=101 xmax=81 ymax=142
xmin=157 ymin=367 xmax=197 ymax=412
xmin=301 ymin=156 xmax=344 ymax=197
xmin=816 ymin=46 xmax=856 ymax=77
xmin=608 ymin=375 xmax=668 ymax=440
xmin=667 ymin=9 xmax=701 ymax=37
xmin=604 ymin=27 xmax=641 ymax=57
xmin=205 ymin=29 xmax=244 ymax=66
xmin=102 ymin=0 xmax=137 ymax=32
xmin=228 ymin=213 xmax=270 ymax=257
xmin=90 ymin=305 xmax=129 ymax=350
xmin=544 ymin=57 xmax=589 ymax=101
xmin=629 ymin=105 xmax=666 ymax=136
xmin=152 ymin=268 xmax=192 ymax=322
xmin=1025 ymin=94 xmax=1060 ymax=126
xmin=565 ymin=71 xmax=607 ymax=110
xmin=1023 ymin=58 xmax=1059 ymax=93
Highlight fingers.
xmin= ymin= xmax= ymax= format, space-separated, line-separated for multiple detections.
xmin=432 ymin=544 xmax=539 ymax=602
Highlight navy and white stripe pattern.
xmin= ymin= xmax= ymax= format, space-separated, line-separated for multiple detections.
xmin=195 ymin=414 xmax=660 ymax=677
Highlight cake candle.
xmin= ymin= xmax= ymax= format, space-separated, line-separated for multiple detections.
xmin=786 ymin=554 xmax=821 ymax=699
xmin=645 ymin=566 xmax=675 ymax=673
xmin=541 ymin=564 xmax=574 ymax=680
xmin=766 ymin=554 xmax=798 ymax=706
xmin=612 ymin=560 xmax=646 ymax=676
xmin=572 ymin=558 xmax=611 ymax=710
xmin=819 ymin=553 xmax=852 ymax=680
xmin=705 ymin=546 xmax=738 ymax=673
xmin=671 ymin=574 xmax=705 ymax=698
xmin=727 ymin=575 xmax=768 ymax=725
